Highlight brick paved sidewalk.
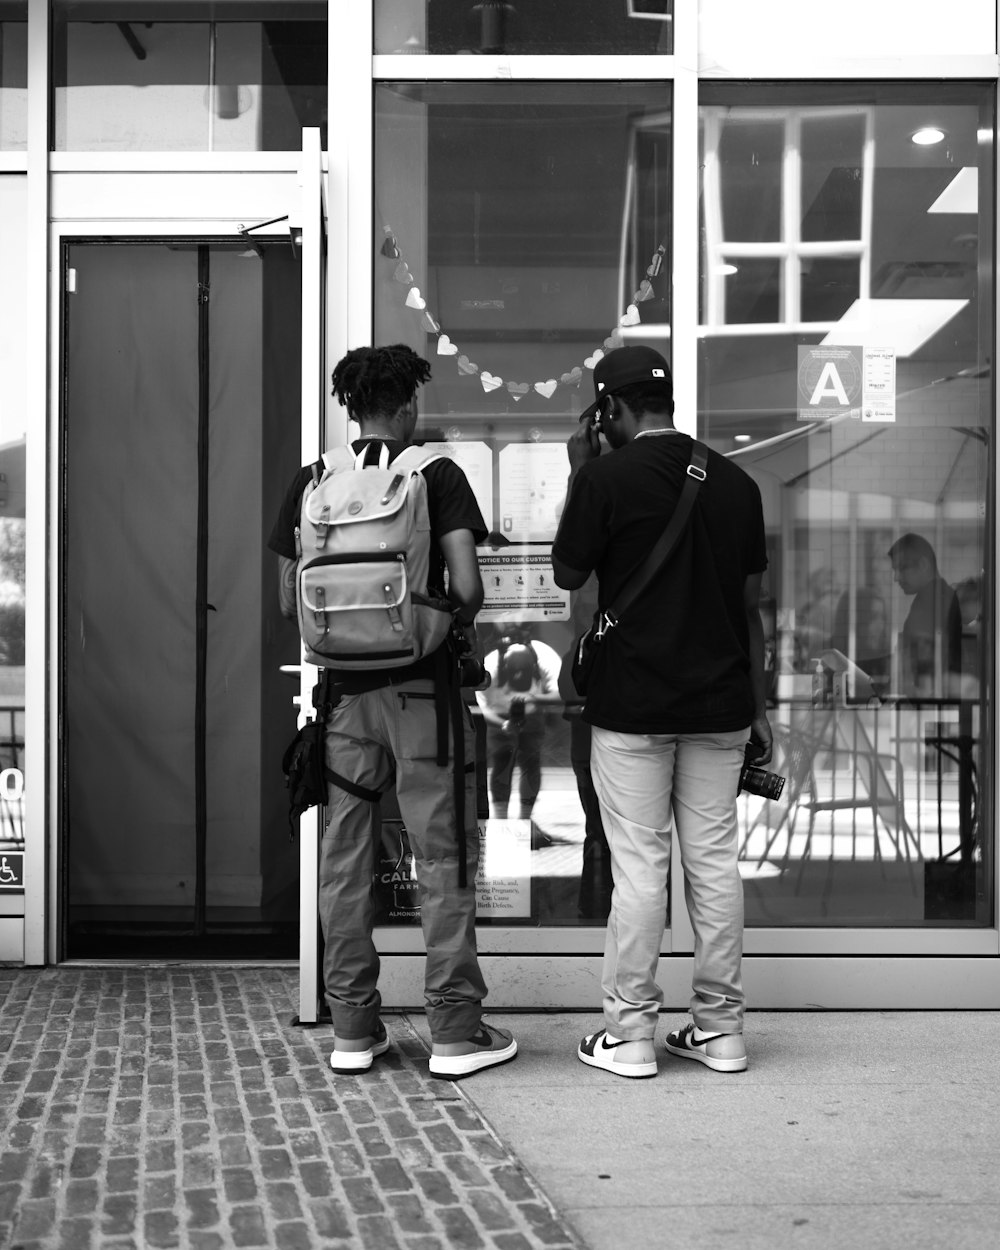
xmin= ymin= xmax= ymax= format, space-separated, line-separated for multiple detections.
xmin=0 ymin=968 xmax=583 ymax=1250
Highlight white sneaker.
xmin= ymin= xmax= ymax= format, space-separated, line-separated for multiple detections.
xmin=330 ymin=1020 xmax=391 ymax=1074
xmin=429 ymin=1023 xmax=518 ymax=1080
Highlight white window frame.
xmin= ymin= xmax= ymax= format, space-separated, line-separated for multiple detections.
xmin=701 ymin=105 xmax=874 ymax=333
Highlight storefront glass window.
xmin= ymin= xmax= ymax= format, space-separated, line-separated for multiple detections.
xmin=375 ymin=1 xmax=673 ymax=55
xmin=0 ymin=177 xmax=26 ymax=852
xmin=52 ymin=2 xmax=327 ymax=151
xmin=0 ymin=3 xmax=27 ymax=150
xmin=700 ymin=83 xmax=995 ymax=928
xmin=374 ymin=81 xmax=671 ymax=927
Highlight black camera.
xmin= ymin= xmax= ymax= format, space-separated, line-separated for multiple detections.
xmin=738 ymin=744 xmax=785 ymax=801
xmin=450 ymin=622 xmax=490 ymax=689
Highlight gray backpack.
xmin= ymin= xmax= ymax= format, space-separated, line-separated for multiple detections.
xmin=295 ymin=443 xmax=453 ymax=669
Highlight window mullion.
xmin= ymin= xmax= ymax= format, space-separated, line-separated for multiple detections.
xmin=782 ymin=113 xmax=801 ymax=325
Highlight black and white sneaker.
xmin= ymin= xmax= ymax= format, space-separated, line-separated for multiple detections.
xmin=664 ymin=1022 xmax=747 ymax=1072
xmin=578 ymin=1030 xmax=657 ymax=1079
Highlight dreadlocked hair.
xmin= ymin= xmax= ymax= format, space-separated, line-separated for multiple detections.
xmin=330 ymin=345 xmax=432 ymax=422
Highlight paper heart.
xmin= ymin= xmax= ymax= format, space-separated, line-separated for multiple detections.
xmin=619 ymin=304 xmax=641 ymax=327
xmin=394 ymin=261 xmax=413 ymax=284
xmin=604 ymin=330 xmax=623 ymax=350
xmin=584 ymin=350 xmax=605 ymax=370
xmin=560 ymin=367 xmax=583 ymax=386
xmin=646 ymin=248 xmax=664 ymax=278
xmin=437 ymin=334 xmax=458 ymax=356
xmin=421 ymin=312 xmax=440 ymax=333
xmin=380 ymin=235 xmax=400 ymax=259
xmin=457 ymin=355 xmax=479 ymax=375
xmin=405 ymin=287 xmax=426 ymax=310
xmin=480 ymin=371 xmax=503 ymax=392
xmin=637 ymin=279 xmax=654 ymax=300
xmin=507 ymin=381 xmax=529 ymax=395
xmin=534 ymin=379 xmax=558 ymax=399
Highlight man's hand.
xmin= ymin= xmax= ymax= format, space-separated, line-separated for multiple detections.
xmin=567 ymin=420 xmax=601 ymax=473
xmin=748 ymin=714 xmax=773 ymax=766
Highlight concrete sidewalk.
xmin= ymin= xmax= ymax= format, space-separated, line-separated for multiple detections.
xmin=437 ymin=1011 xmax=1000 ymax=1250
xmin=0 ymin=968 xmax=996 ymax=1250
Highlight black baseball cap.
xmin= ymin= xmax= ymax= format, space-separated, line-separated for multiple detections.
xmin=578 ymin=345 xmax=674 ymax=425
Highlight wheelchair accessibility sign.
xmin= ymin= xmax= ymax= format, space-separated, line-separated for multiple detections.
xmin=0 ymin=852 xmax=23 ymax=891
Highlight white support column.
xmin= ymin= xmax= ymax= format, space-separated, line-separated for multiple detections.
xmin=297 ymin=127 xmax=324 ymax=1025
xmin=669 ymin=10 xmax=699 ymax=440
xmin=328 ymin=0 xmax=373 ymax=436
xmin=26 ymin=0 xmax=49 ymax=965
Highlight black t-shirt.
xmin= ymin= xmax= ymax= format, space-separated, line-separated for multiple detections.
xmin=552 ymin=433 xmax=767 ymax=733
xmin=268 ymin=439 xmax=487 ymax=689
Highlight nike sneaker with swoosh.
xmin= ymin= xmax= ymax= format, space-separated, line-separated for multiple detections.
xmin=578 ymin=1029 xmax=657 ymax=1078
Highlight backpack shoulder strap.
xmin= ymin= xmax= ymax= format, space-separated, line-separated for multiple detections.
xmin=319 ymin=445 xmax=356 ymax=475
xmin=391 ymin=444 xmax=445 ymax=475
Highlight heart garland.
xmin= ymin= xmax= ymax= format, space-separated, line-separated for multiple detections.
xmin=381 ymin=223 xmax=667 ymax=403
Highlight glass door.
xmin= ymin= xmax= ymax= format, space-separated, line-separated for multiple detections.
xmin=370 ymin=80 xmax=674 ymax=968
xmin=62 ymin=239 xmax=304 ymax=957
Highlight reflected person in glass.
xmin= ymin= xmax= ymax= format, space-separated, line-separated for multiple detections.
xmin=476 ymin=631 xmax=562 ymax=827
xmin=888 ymin=533 xmax=963 ymax=699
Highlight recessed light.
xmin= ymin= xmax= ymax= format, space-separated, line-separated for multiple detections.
xmin=734 ymin=434 xmax=752 ymax=443
xmin=911 ymin=127 xmax=945 ymax=146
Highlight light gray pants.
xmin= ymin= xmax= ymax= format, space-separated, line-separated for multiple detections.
xmin=319 ymin=678 xmax=486 ymax=1043
xmin=590 ymin=725 xmax=749 ymax=1040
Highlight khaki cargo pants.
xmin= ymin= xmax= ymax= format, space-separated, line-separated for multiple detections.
xmin=319 ymin=677 xmax=486 ymax=1044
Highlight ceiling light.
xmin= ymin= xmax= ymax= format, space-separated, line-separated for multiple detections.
xmin=734 ymin=434 xmax=752 ymax=443
xmin=911 ymin=127 xmax=945 ymax=146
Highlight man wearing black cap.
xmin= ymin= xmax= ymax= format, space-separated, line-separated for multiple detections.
xmin=551 ymin=345 xmax=772 ymax=1079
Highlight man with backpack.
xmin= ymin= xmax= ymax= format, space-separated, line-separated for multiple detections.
xmin=269 ymin=344 xmax=517 ymax=1080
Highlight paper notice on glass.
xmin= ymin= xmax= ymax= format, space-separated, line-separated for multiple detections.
xmin=475 ymin=819 xmax=532 ymax=918
xmin=861 ymin=348 xmax=896 ymax=423
xmin=477 ymin=546 xmax=570 ymax=623
xmin=425 ymin=441 xmax=494 ymax=531
xmin=497 ymin=443 xmax=568 ymax=541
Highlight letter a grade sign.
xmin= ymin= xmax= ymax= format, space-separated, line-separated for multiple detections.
xmin=797 ymin=346 xmax=863 ymax=421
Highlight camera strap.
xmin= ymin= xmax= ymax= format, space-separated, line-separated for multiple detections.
xmin=603 ymin=440 xmax=708 ymax=629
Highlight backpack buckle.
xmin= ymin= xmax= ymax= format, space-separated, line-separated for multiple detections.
xmin=314 ymin=504 xmax=331 ymax=548
xmin=313 ymin=585 xmax=328 ymax=635
xmin=384 ymin=583 xmax=404 ymax=632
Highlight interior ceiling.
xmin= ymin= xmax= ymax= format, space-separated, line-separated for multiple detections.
xmin=703 ymin=101 xmax=991 ymax=441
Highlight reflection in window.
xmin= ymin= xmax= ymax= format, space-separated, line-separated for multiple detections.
xmin=702 ymin=106 xmax=871 ymax=329
xmin=376 ymin=82 xmax=671 ymax=429
xmin=0 ymin=177 xmax=24 ymax=846
xmin=0 ymin=4 xmax=27 ymax=150
xmin=700 ymin=84 xmax=994 ymax=929
xmin=375 ymin=0 xmax=672 ymax=55
xmin=374 ymin=82 xmax=672 ymax=928
xmin=52 ymin=3 xmax=327 ymax=151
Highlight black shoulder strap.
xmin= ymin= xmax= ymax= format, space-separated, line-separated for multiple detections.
xmin=606 ymin=440 xmax=708 ymax=625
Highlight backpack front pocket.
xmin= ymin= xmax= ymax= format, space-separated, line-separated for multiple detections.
xmin=299 ymin=553 xmax=417 ymax=665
